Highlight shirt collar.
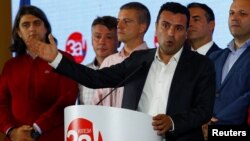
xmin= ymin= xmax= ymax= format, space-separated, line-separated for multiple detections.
xmin=227 ymin=39 xmax=250 ymax=52
xmin=119 ymin=42 xmax=148 ymax=57
xmin=191 ymin=41 xmax=213 ymax=55
xmin=89 ymin=58 xmax=100 ymax=69
xmin=155 ymin=47 xmax=183 ymax=63
xmin=26 ymin=50 xmax=38 ymax=59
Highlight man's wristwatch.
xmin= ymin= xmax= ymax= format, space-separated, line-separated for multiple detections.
xmin=31 ymin=129 xmax=41 ymax=140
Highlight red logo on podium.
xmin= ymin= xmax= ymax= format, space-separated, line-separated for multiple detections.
xmin=67 ymin=118 xmax=103 ymax=141
xmin=65 ymin=32 xmax=87 ymax=64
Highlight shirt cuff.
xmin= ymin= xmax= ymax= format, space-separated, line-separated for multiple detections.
xmin=6 ymin=127 xmax=14 ymax=135
xmin=49 ymin=52 xmax=63 ymax=68
xmin=168 ymin=116 xmax=175 ymax=131
xmin=33 ymin=123 xmax=42 ymax=134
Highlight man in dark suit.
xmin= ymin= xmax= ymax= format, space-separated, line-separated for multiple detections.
xmin=29 ymin=2 xmax=215 ymax=141
xmin=187 ymin=2 xmax=221 ymax=56
xmin=209 ymin=0 xmax=250 ymax=125
xmin=186 ymin=3 xmax=221 ymax=140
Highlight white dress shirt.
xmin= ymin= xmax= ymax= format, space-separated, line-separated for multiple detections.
xmin=138 ymin=47 xmax=182 ymax=116
xmin=191 ymin=41 xmax=213 ymax=55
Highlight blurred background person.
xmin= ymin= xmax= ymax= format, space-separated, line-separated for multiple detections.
xmin=209 ymin=0 xmax=250 ymax=125
xmin=187 ymin=2 xmax=221 ymax=56
xmin=187 ymin=2 xmax=221 ymax=140
xmin=78 ymin=16 xmax=119 ymax=105
xmin=93 ymin=2 xmax=151 ymax=107
xmin=0 ymin=5 xmax=78 ymax=141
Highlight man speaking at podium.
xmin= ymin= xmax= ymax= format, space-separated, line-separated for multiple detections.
xmin=29 ymin=2 xmax=215 ymax=141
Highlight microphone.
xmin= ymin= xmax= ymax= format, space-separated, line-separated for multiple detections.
xmin=95 ymin=62 xmax=146 ymax=105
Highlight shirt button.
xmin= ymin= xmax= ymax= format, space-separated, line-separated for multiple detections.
xmin=215 ymin=93 xmax=219 ymax=97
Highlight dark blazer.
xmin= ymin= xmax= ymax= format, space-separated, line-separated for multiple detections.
xmin=209 ymin=46 xmax=250 ymax=125
xmin=206 ymin=43 xmax=221 ymax=56
xmin=56 ymin=47 xmax=216 ymax=141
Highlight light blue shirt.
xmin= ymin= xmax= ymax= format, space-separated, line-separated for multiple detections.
xmin=221 ymin=39 xmax=250 ymax=82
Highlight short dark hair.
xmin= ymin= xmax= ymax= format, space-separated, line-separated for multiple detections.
xmin=187 ymin=2 xmax=215 ymax=22
xmin=156 ymin=2 xmax=190 ymax=28
xmin=120 ymin=2 xmax=151 ymax=33
xmin=92 ymin=16 xmax=117 ymax=31
xmin=11 ymin=5 xmax=54 ymax=56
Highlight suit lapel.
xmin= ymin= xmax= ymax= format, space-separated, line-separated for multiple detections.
xmin=219 ymin=46 xmax=250 ymax=90
xmin=213 ymin=49 xmax=230 ymax=89
xmin=166 ymin=47 xmax=192 ymax=112
xmin=206 ymin=43 xmax=220 ymax=56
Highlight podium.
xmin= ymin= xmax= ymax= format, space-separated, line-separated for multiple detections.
xmin=64 ymin=105 xmax=162 ymax=141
